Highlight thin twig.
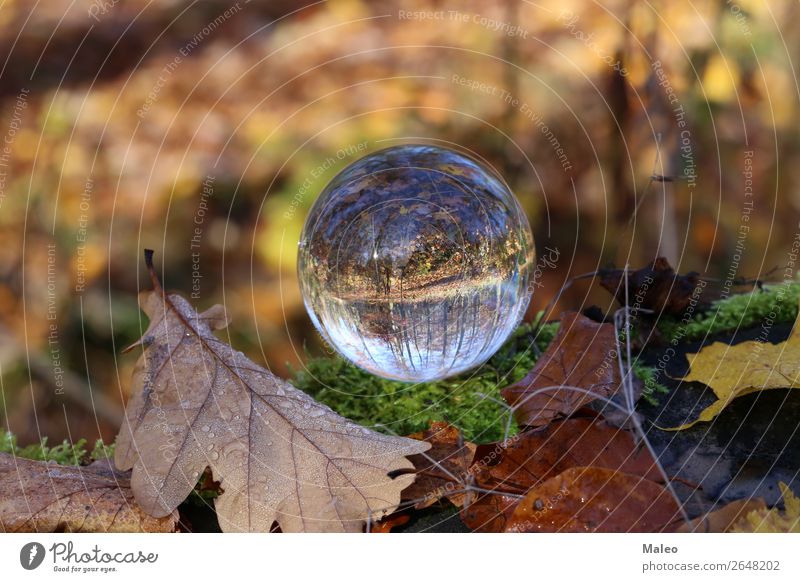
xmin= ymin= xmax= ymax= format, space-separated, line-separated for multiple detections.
xmin=613 ymin=265 xmax=691 ymax=524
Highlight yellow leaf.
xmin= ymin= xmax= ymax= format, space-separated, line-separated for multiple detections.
xmin=731 ymin=483 xmax=800 ymax=533
xmin=702 ymin=54 xmax=740 ymax=103
xmin=676 ymin=498 xmax=766 ymax=532
xmin=669 ymin=297 xmax=800 ymax=429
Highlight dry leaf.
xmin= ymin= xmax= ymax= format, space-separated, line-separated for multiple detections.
xmin=669 ymin=296 xmax=800 ymax=429
xmin=677 ymin=498 xmax=767 ymax=533
xmin=731 ymin=483 xmax=800 ymax=533
xmin=115 ymin=251 xmax=429 ymax=532
xmin=460 ymin=491 xmax=520 ymax=533
xmin=473 ymin=417 xmax=662 ymax=493
xmin=501 ymin=312 xmax=621 ymax=428
xmin=459 ymin=418 xmax=662 ymax=532
xmin=403 ymin=421 xmax=476 ymax=509
xmin=599 ymin=257 xmax=708 ymax=316
xmin=504 ymin=467 xmax=682 ymax=532
xmin=0 ymin=453 xmax=177 ymax=532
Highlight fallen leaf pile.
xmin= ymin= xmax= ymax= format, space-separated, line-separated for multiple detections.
xmin=4 ymin=253 xmax=798 ymax=534
xmin=381 ymin=314 xmax=686 ymax=533
xmin=385 ymin=302 xmax=799 ymax=533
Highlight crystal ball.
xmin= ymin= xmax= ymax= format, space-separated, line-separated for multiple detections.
xmin=297 ymin=144 xmax=535 ymax=382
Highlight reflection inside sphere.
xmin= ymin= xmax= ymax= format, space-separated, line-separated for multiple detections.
xmin=297 ymin=144 xmax=535 ymax=382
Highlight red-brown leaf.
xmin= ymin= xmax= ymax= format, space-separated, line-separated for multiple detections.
xmin=474 ymin=417 xmax=662 ymax=494
xmin=505 ymin=467 xmax=682 ymax=532
xmin=459 ymin=418 xmax=663 ymax=532
xmin=501 ymin=312 xmax=621 ymax=429
xmin=460 ymin=491 xmax=520 ymax=533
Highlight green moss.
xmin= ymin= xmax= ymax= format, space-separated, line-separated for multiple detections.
xmin=657 ymin=281 xmax=799 ymax=343
xmin=89 ymin=439 xmax=116 ymax=463
xmin=630 ymin=360 xmax=670 ymax=406
xmin=292 ymin=318 xmax=559 ymax=443
xmin=1 ymin=430 xmax=114 ymax=465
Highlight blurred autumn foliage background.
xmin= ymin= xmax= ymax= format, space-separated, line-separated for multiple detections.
xmin=0 ymin=0 xmax=798 ymax=446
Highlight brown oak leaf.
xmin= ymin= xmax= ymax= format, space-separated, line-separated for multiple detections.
xmin=115 ymin=251 xmax=429 ymax=533
xmin=501 ymin=312 xmax=621 ymax=428
xmin=0 ymin=453 xmax=177 ymax=532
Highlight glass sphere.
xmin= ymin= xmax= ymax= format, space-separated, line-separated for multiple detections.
xmin=297 ymin=144 xmax=535 ymax=382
